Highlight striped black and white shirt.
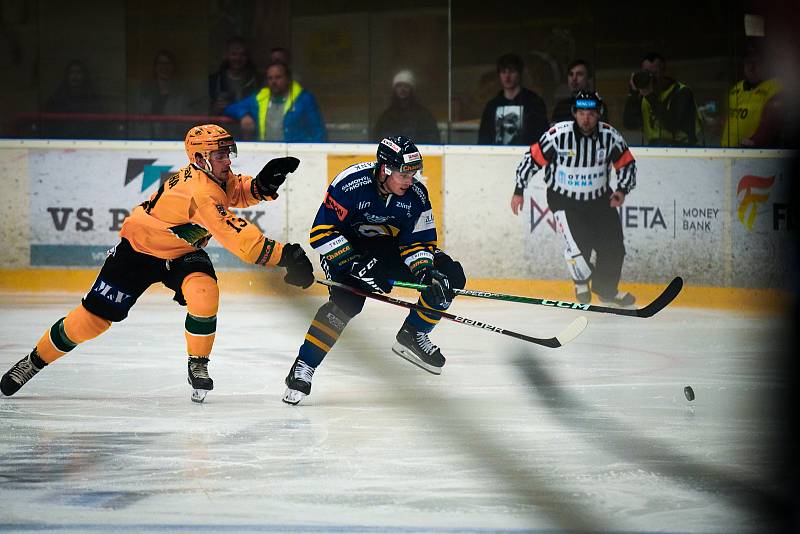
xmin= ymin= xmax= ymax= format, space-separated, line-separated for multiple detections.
xmin=514 ymin=121 xmax=636 ymax=202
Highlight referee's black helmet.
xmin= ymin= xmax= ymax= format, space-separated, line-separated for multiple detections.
xmin=571 ymin=91 xmax=605 ymax=116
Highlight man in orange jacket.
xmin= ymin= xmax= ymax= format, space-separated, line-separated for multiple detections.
xmin=0 ymin=124 xmax=315 ymax=403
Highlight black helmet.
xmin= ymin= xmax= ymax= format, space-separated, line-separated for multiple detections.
xmin=571 ymin=90 xmax=605 ymax=115
xmin=376 ymin=135 xmax=423 ymax=173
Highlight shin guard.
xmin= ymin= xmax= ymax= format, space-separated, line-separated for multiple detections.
xmin=182 ymin=273 xmax=219 ymax=358
xmin=554 ymin=210 xmax=593 ymax=283
xmin=35 ymin=305 xmax=112 ymax=364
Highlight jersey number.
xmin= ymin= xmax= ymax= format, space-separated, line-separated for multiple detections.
xmin=225 ymin=217 xmax=248 ymax=233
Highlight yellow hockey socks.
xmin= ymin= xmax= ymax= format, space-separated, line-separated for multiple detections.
xmin=182 ymin=273 xmax=219 ymax=358
xmin=35 ymin=305 xmax=112 ymax=364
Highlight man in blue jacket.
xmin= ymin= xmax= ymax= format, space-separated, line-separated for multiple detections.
xmin=224 ymin=61 xmax=326 ymax=142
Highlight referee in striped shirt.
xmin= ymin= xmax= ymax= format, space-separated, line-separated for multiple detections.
xmin=510 ymin=91 xmax=637 ymax=307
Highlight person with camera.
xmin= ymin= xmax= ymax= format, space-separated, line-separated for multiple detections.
xmin=622 ymin=52 xmax=702 ymax=146
xmin=511 ymin=92 xmax=637 ymax=307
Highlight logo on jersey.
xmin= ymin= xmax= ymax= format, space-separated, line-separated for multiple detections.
xmin=557 ymin=169 xmax=601 ymax=189
xmin=324 ymin=192 xmax=349 ymax=221
xmin=169 ymin=222 xmax=211 ymax=248
xmin=357 ymin=224 xmax=400 ymax=237
xmin=364 ymin=213 xmax=390 ymax=223
xmin=411 ymin=184 xmax=427 ymax=204
xmin=341 ymin=175 xmax=373 ymax=192
xmin=413 ymin=209 xmax=436 ymax=232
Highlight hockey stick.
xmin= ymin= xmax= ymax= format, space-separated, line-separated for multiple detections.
xmin=317 ymin=279 xmax=587 ymax=348
xmin=390 ymin=276 xmax=684 ymax=318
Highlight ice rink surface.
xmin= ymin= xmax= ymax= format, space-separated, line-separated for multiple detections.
xmin=0 ymin=289 xmax=793 ymax=534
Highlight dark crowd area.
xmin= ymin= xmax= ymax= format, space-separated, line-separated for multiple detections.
xmin=0 ymin=1 xmax=797 ymax=148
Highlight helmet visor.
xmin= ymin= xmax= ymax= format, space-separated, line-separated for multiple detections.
xmin=215 ymin=137 xmax=237 ymax=159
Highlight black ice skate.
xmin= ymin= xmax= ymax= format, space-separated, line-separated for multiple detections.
xmin=282 ymin=358 xmax=315 ymax=405
xmin=1 ymin=349 xmax=48 ymax=397
xmin=392 ymin=323 xmax=445 ymax=375
xmin=575 ymin=282 xmax=591 ymax=305
xmin=187 ymin=357 xmax=213 ymax=403
xmin=598 ymin=290 xmax=636 ymax=308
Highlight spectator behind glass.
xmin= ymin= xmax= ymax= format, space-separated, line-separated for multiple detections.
xmin=46 ymin=60 xmax=101 ymax=114
xmin=135 ymin=49 xmax=204 ymax=140
xmin=622 ymin=52 xmax=702 ymax=146
xmin=478 ymin=53 xmax=548 ymax=146
xmin=373 ymin=70 xmax=440 ymax=144
xmin=269 ymin=47 xmax=299 ymax=83
xmin=551 ymin=59 xmax=608 ymax=124
xmin=44 ymin=59 xmax=103 ymax=138
xmin=721 ymin=41 xmax=784 ymax=148
xmin=209 ymin=36 xmax=262 ymax=116
xmin=223 ymin=61 xmax=326 ymax=142
xmin=269 ymin=47 xmax=291 ymax=66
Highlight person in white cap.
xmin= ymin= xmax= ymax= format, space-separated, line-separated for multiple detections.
xmin=372 ymin=69 xmax=440 ymax=144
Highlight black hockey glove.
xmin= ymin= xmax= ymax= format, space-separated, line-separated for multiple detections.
xmin=255 ymin=156 xmax=300 ymax=198
xmin=349 ymin=256 xmax=392 ymax=293
xmin=278 ymin=243 xmax=315 ymax=289
xmin=417 ymin=269 xmax=454 ymax=308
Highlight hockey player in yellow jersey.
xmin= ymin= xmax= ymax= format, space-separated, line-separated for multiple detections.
xmin=0 ymin=124 xmax=315 ymax=403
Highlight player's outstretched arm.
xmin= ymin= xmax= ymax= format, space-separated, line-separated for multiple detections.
xmin=255 ymin=156 xmax=300 ymax=199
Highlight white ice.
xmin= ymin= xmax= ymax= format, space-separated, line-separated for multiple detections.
xmin=0 ymin=290 xmax=792 ymax=533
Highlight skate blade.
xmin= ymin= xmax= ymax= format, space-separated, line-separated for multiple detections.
xmin=282 ymin=388 xmax=306 ymax=405
xmin=191 ymin=388 xmax=210 ymax=403
xmin=391 ymin=343 xmax=443 ymax=375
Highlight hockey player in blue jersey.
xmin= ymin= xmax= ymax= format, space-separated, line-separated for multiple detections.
xmin=283 ymin=135 xmax=467 ymax=405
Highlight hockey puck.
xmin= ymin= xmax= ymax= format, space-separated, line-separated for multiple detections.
xmin=684 ymin=386 xmax=695 ymax=401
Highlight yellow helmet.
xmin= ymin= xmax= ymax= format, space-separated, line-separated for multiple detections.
xmin=184 ymin=124 xmax=237 ymax=166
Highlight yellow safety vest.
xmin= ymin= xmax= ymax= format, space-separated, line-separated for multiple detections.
xmin=720 ymin=78 xmax=782 ymax=147
xmin=641 ymin=82 xmax=702 ymax=146
xmin=256 ymin=81 xmax=304 ymax=141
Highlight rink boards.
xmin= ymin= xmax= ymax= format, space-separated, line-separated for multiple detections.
xmin=0 ymin=140 xmax=794 ymax=311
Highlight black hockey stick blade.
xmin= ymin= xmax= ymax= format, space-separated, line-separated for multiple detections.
xmin=392 ymin=276 xmax=684 ymax=318
xmin=317 ymin=279 xmax=587 ymax=348
xmin=628 ymin=276 xmax=684 ymax=318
